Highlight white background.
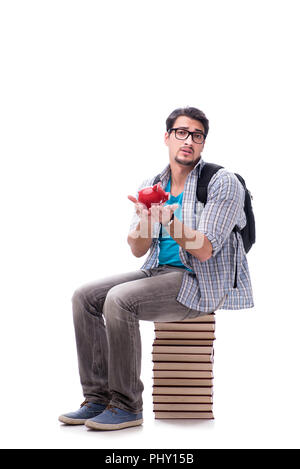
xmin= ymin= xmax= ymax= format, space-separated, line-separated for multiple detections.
xmin=1 ymin=0 xmax=300 ymax=449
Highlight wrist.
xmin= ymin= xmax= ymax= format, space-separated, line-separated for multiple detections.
xmin=162 ymin=212 xmax=175 ymax=227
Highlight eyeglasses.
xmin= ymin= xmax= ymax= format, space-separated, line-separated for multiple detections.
xmin=168 ymin=128 xmax=206 ymax=144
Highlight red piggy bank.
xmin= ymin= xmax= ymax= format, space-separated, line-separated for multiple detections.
xmin=138 ymin=183 xmax=169 ymax=209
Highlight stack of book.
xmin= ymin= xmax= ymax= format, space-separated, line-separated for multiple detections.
xmin=152 ymin=313 xmax=215 ymax=419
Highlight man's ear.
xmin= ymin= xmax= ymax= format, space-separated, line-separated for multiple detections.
xmin=164 ymin=131 xmax=169 ymax=146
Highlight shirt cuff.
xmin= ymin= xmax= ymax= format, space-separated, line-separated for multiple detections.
xmin=202 ymin=231 xmax=220 ymax=257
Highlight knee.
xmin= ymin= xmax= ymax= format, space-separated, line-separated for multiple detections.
xmin=71 ymin=287 xmax=84 ymax=306
xmin=71 ymin=287 xmax=85 ymax=321
xmin=103 ymin=285 xmax=133 ymax=323
xmin=72 ymin=286 xmax=100 ymax=319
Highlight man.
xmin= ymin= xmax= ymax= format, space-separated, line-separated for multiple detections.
xmin=58 ymin=106 xmax=254 ymax=431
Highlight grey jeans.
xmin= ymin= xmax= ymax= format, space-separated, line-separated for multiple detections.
xmin=72 ymin=264 xmax=206 ymax=414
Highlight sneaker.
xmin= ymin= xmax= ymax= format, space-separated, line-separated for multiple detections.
xmin=58 ymin=399 xmax=107 ymax=425
xmin=85 ymin=404 xmax=143 ymax=431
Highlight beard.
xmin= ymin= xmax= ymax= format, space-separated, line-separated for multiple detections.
xmin=174 ymin=154 xmax=201 ymax=167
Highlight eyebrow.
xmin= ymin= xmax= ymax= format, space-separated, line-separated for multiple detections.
xmin=178 ymin=126 xmax=204 ymax=132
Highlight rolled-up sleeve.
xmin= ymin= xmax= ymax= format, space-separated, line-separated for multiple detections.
xmin=198 ymin=170 xmax=245 ymax=257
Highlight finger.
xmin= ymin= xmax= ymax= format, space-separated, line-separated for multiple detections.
xmin=150 ymin=205 xmax=160 ymax=222
xmin=129 ymin=196 xmax=149 ymax=212
xmin=128 ymin=195 xmax=138 ymax=204
xmin=161 ymin=206 xmax=172 ymax=225
xmin=136 ymin=202 xmax=150 ymax=216
xmin=158 ymin=204 xmax=178 ymax=214
xmin=136 ymin=204 xmax=145 ymax=216
xmin=162 ymin=206 xmax=172 ymax=216
xmin=169 ymin=203 xmax=179 ymax=212
xmin=138 ymin=202 xmax=149 ymax=212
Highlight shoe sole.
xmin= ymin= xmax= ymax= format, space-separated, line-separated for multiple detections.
xmin=85 ymin=418 xmax=143 ymax=431
xmin=58 ymin=415 xmax=86 ymax=425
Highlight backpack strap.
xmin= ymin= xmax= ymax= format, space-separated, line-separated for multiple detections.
xmin=196 ymin=163 xmax=224 ymax=204
xmin=153 ymin=174 xmax=161 ymax=185
xmin=154 ymin=164 xmax=224 ymax=203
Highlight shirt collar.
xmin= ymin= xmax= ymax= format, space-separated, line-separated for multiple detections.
xmin=159 ymin=157 xmax=206 ymax=186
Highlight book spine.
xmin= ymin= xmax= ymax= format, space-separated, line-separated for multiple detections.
xmin=152 ymin=353 xmax=213 ymax=362
xmin=153 ymin=339 xmax=214 ymax=345
xmin=155 ymin=332 xmax=215 ymax=339
xmin=154 ymin=403 xmax=213 ymax=411
xmin=154 ymin=412 xmax=214 ymax=419
xmin=155 ymin=323 xmax=215 ymax=331
xmin=152 ymin=346 xmax=213 ymax=354
xmin=153 ymin=362 xmax=213 ymax=371
xmin=153 ymin=395 xmax=213 ymax=403
xmin=152 ymin=386 xmax=213 ymax=395
xmin=153 ymin=378 xmax=213 ymax=386
xmin=153 ymin=371 xmax=213 ymax=379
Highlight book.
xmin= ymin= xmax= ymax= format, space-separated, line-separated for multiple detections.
xmin=154 ymin=331 xmax=215 ymax=339
xmin=152 ymin=353 xmax=213 ymax=362
xmin=153 ymin=362 xmax=213 ymax=371
xmin=155 ymin=323 xmax=215 ymax=331
xmin=154 ymin=411 xmax=214 ymax=419
xmin=153 ymin=386 xmax=213 ymax=395
xmin=152 ymin=345 xmax=213 ymax=355
xmin=153 ymin=378 xmax=213 ymax=386
xmin=153 ymin=339 xmax=214 ymax=345
xmin=153 ymin=370 xmax=213 ymax=379
xmin=154 ymin=403 xmax=213 ymax=411
xmin=153 ymin=395 xmax=213 ymax=403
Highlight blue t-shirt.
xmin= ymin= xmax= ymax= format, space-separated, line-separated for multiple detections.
xmin=158 ymin=178 xmax=193 ymax=272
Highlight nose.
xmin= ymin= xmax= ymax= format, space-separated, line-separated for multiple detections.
xmin=184 ymin=134 xmax=193 ymax=144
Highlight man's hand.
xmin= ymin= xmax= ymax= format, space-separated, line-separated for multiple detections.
xmin=149 ymin=203 xmax=179 ymax=226
xmin=127 ymin=193 xmax=212 ymax=261
xmin=127 ymin=195 xmax=151 ymax=219
xmin=127 ymin=195 xmax=153 ymax=237
xmin=127 ymin=195 xmax=178 ymax=230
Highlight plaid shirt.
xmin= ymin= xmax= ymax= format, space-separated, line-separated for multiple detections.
xmin=129 ymin=158 xmax=254 ymax=313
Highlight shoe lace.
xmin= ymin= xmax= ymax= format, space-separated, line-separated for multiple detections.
xmin=106 ymin=404 xmax=117 ymax=414
xmin=80 ymin=399 xmax=91 ymax=408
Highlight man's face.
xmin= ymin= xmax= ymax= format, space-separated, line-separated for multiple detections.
xmin=164 ymin=115 xmax=206 ymax=168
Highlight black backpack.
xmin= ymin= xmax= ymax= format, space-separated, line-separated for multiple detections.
xmin=153 ymin=163 xmax=255 ymax=254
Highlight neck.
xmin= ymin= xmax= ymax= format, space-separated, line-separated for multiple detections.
xmin=169 ymin=158 xmax=200 ymax=188
xmin=170 ymin=166 xmax=189 ymax=187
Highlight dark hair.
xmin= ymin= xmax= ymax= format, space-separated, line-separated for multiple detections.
xmin=166 ymin=106 xmax=209 ymax=138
